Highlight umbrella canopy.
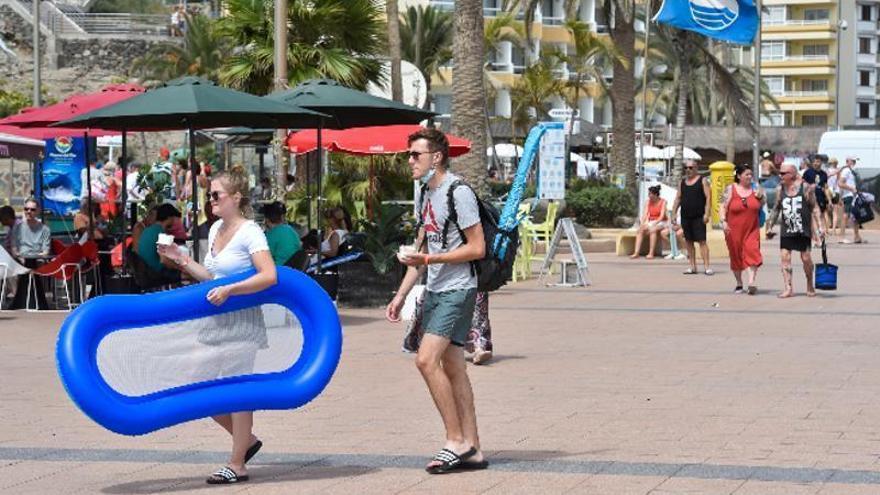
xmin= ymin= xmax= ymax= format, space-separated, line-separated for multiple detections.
xmin=54 ymin=77 xmax=329 ymax=131
xmin=0 ymin=124 xmax=120 ymax=139
xmin=659 ymin=145 xmax=701 ymax=160
xmin=267 ymin=79 xmax=435 ymax=129
xmin=286 ymin=125 xmax=470 ymax=157
xmin=486 ymin=143 xmax=524 ymax=159
xmin=636 ymin=145 xmax=665 ymax=160
xmin=0 ymin=84 xmax=145 ymax=128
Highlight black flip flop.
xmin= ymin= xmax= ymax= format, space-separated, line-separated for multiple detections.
xmin=206 ymin=466 xmax=249 ymax=484
xmin=244 ymin=440 xmax=262 ymax=463
xmin=425 ymin=447 xmax=477 ymax=474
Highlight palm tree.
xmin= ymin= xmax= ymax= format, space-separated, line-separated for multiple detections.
xmin=641 ymin=26 xmax=778 ymax=181
xmin=399 ymin=5 xmax=454 ymax=111
xmin=386 ymin=0 xmax=403 ymax=102
xmin=603 ymin=0 xmax=638 ymax=198
xmin=131 ymin=14 xmax=228 ymax=84
xmin=509 ymin=58 xmax=566 ymax=123
xmin=554 ymin=19 xmax=627 ymax=147
xmin=451 ymin=0 xmax=489 ymax=195
xmin=217 ymin=0 xmax=386 ymax=95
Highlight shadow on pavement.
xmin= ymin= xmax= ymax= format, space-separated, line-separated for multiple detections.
xmin=101 ymin=463 xmax=379 ymax=493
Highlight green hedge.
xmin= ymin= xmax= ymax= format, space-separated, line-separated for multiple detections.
xmin=567 ymin=186 xmax=636 ymax=227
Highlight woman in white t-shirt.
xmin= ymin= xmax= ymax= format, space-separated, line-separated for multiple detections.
xmin=159 ymin=165 xmax=276 ymax=485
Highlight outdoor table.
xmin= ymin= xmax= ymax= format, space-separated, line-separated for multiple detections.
xmin=10 ymin=254 xmax=53 ymax=310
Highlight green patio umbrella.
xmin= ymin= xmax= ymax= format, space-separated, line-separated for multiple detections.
xmin=267 ymin=79 xmax=436 ymax=269
xmin=55 ymin=77 xmax=330 ymax=261
xmin=266 ymin=79 xmax=435 ymax=129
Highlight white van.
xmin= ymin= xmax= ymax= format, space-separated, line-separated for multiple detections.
xmin=817 ymin=131 xmax=880 ymax=181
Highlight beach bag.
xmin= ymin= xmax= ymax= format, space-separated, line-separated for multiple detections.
xmin=852 ymin=193 xmax=874 ymax=225
xmin=815 ymin=241 xmax=838 ymax=291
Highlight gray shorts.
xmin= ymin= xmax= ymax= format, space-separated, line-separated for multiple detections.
xmin=422 ymin=288 xmax=477 ymax=346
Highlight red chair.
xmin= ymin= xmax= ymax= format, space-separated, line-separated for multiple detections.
xmin=51 ymin=238 xmax=68 ymax=255
xmin=26 ymin=243 xmax=84 ymax=311
xmin=79 ymin=240 xmax=102 ymax=300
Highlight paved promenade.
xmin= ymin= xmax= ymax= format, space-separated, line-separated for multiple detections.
xmin=1 ymin=230 xmax=879 ymax=494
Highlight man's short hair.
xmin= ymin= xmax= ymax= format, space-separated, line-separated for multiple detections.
xmin=0 ymin=205 xmax=15 ymax=221
xmin=260 ymin=201 xmax=285 ymax=223
xmin=24 ymin=198 xmax=39 ymax=210
xmin=156 ymin=203 xmax=181 ymax=222
xmin=407 ymin=127 xmax=450 ymax=167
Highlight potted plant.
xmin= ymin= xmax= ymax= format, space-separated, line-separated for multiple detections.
xmin=337 ymin=202 xmax=411 ymax=307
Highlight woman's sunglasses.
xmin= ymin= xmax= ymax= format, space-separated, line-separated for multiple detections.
xmin=209 ymin=191 xmax=223 ymax=201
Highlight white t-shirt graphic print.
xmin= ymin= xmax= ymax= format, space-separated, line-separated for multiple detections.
xmin=418 ymin=173 xmax=481 ymax=292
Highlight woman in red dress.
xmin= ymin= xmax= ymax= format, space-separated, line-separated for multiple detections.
xmin=630 ymin=185 xmax=668 ymax=259
xmin=720 ymin=164 xmax=765 ymax=295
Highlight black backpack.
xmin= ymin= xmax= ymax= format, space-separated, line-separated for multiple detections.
xmin=418 ymin=180 xmax=519 ymax=292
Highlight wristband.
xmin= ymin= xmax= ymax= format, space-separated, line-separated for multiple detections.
xmin=424 ymin=254 xmax=431 ymax=266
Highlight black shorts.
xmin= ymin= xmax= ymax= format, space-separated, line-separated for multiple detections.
xmin=780 ymin=235 xmax=811 ymax=252
xmin=681 ymin=216 xmax=707 ymax=242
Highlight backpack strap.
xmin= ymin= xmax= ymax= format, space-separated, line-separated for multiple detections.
xmin=443 ymin=179 xmax=477 ymax=278
xmin=443 ymin=180 xmax=467 ymax=249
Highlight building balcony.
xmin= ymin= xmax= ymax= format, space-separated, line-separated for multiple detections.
xmin=857 ymin=85 xmax=877 ymax=98
xmin=762 ymin=19 xmax=833 ymax=28
xmin=761 ymin=55 xmax=835 ymax=70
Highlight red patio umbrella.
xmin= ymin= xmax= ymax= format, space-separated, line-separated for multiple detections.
xmin=285 ymin=125 xmax=471 ymax=157
xmin=0 ymin=84 xmax=145 ymax=128
xmin=285 ymin=128 xmax=344 ymax=154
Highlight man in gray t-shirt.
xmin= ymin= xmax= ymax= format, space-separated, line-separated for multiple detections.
xmin=386 ymin=128 xmax=488 ymax=474
xmin=418 ymin=173 xmax=481 ymax=292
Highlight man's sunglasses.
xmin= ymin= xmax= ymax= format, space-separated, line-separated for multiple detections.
xmin=407 ymin=150 xmax=436 ymax=160
xmin=23 ymin=207 xmax=37 ymax=212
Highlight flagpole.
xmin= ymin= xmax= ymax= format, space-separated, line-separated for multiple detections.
xmin=752 ymin=0 xmax=762 ymax=176
xmin=637 ymin=0 xmax=653 ymax=228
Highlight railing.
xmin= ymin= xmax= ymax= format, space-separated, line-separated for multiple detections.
xmin=541 ymin=15 xmax=564 ymax=26
xmin=778 ymin=90 xmax=831 ymax=98
xmin=428 ymin=1 xmax=504 ymax=17
xmin=762 ymin=54 xmax=831 ymax=62
xmin=50 ymin=12 xmax=168 ymax=35
xmin=762 ymin=19 xmax=832 ymax=27
xmin=10 ymin=0 xmax=170 ymax=36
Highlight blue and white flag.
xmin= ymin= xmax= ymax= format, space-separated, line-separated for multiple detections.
xmin=653 ymin=0 xmax=759 ymax=45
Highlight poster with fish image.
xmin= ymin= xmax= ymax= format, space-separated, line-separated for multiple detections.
xmin=37 ymin=137 xmax=86 ymax=216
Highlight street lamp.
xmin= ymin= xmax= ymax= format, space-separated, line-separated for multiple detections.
xmin=834 ymin=16 xmax=848 ymax=129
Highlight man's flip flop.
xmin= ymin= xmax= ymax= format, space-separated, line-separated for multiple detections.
xmin=244 ymin=440 xmax=262 ymax=463
xmin=206 ymin=466 xmax=249 ymax=484
xmin=425 ymin=447 xmax=477 ymax=474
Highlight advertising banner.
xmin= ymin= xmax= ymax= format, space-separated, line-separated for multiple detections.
xmin=38 ymin=136 xmax=87 ymax=216
xmin=538 ymin=128 xmax=566 ymax=200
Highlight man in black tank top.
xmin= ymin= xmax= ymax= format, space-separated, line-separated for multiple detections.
xmin=765 ymin=164 xmax=825 ymax=298
xmin=671 ymin=160 xmax=713 ymax=275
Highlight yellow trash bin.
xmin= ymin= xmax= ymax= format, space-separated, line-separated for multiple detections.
xmin=708 ymin=161 xmax=735 ymax=226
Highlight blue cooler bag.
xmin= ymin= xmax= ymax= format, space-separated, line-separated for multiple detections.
xmin=815 ymin=241 xmax=837 ymax=291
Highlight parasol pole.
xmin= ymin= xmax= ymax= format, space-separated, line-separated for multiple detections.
xmin=84 ymin=130 xmax=93 ymax=239
xmin=189 ymin=125 xmax=199 ymax=262
xmin=120 ymin=129 xmax=127 ymax=269
xmin=315 ymin=120 xmax=324 ymax=272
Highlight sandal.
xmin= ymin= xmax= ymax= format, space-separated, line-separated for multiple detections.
xmin=683 ymin=268 xmax=698 ymax=275
xmin=206 ymin=466 xmax=249 ymax=484
xmin=244 ymin=440 xmax=262 ymax=463
xmin=747 ymin=286 xmax=757 ymax=295
xmin=734 ymin=286 xmax=744 ymax=294
xmin=425 ymin=447 xmax=477 ymax=474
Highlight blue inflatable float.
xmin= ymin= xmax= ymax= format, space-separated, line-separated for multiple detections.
xmin=56 ymin=267 xmax=342 ymax=436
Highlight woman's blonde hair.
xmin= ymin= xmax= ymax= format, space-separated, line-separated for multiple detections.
xmin=214 ymin=164 xmax=253 ymax=218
